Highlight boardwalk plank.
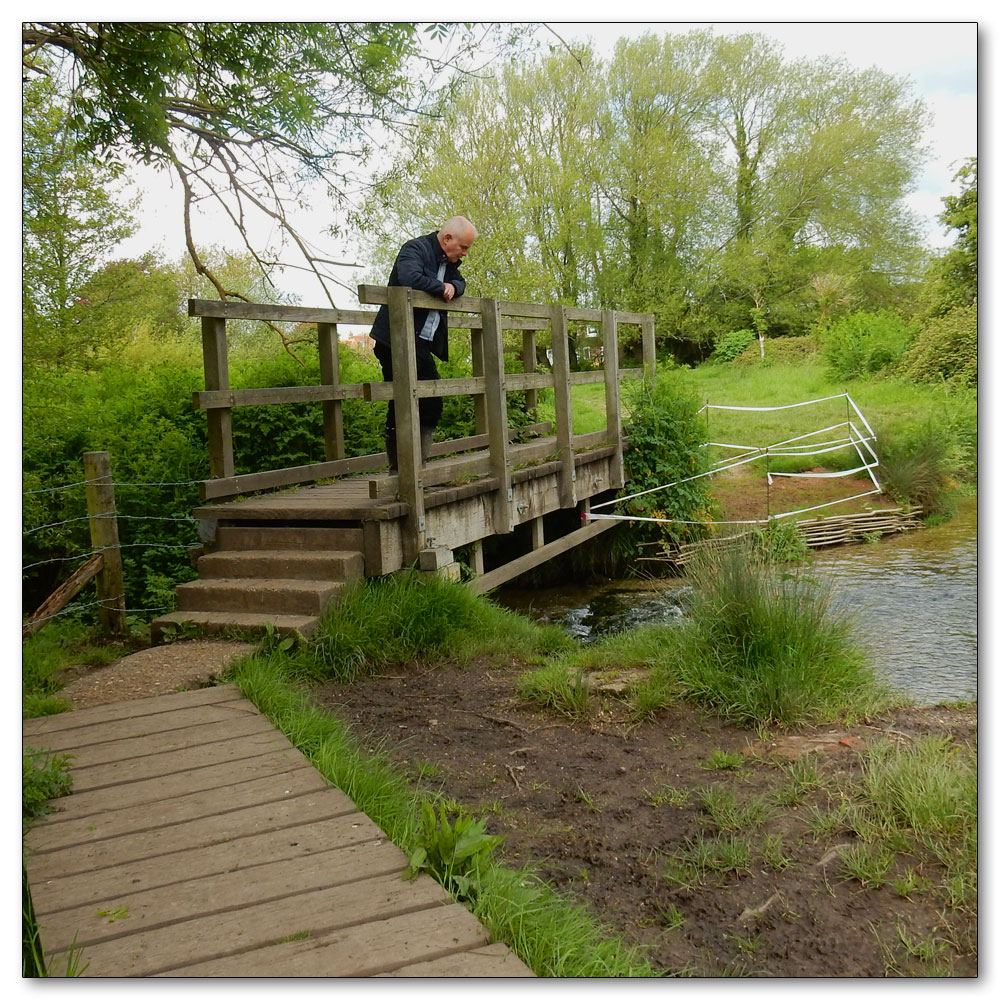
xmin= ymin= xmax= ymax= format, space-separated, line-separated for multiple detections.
xmin=377 ymin=942 xmax=535 ymax=977
xmin=38 ymin=840 xmax=409 ymax=955
xmin=29 ymin=810 xmax=389 ymax=916
xmin=160 ymin=903 xmax=491 ymax=977
xmin=65 ymin=729 xmax=297 ymax=793
xmin=23 ymin=685 xmax=244 ymax=737
xmin=27 ymin=768 xmax=330 ymax=853
xmin=32 ymin=714 xmax=275 ymax=767
xmin=25 ymin=687 xmax=534 ymax=978
xmin=30 ymin=751 xmax=312 ymax=825
xmin=23 ymin=700 xmax=261 ymax=752
xmin=28 ymin=788 xmax=357 ymax=880
xmin=57 ymin=873 xmax=450 ymax=978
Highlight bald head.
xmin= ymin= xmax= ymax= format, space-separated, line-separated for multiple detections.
xmin=438 ymin=216 xmax=476 ymax=262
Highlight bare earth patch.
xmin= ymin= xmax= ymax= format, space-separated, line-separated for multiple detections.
xmin=55 ymin=640 xmax=257 ymax=709
xmin=314 ymin=659 xmax=977 ymax=978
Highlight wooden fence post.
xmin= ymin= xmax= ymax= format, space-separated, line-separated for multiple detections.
xmin=602 ymin=310 xmax=625 ymax=489
xmin=83 ymin=451 xmax=126 ymax=636
xmin=480 ymin=298 xmax=513 ymax=534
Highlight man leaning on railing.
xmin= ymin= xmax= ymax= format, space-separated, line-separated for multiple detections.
xmin=368 ymin=216 xmax=477 ymax=473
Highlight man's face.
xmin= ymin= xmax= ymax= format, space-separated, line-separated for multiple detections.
xmin=439 ymin=229 xmax=474 ymax=263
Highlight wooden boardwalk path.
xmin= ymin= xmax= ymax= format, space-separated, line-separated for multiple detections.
xmin=23 ymin=685 xmax=533 ymax=978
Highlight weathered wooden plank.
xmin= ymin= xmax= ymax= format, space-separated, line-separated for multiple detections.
xmin=30 ymin=713 xmax=273 ymax=765
xmin=33 ymin=750 xmax=314 ymax=825
xmin=26 ymin=768 xmax=329 ymax=854
xmin=29 ymin=810 xmax=389 ymax=917
xmin=201 ymin=316 xmax=234 ymax=480
xmin=59 ymin=873 xmax=451 ymax=978
xmin=481 ymin=298 xmax=513 ymax=534
xmin=66 ymin=729 xmax=298 ymax=793
xmin=378 ymin=942 xmax=535 ymax=977
xmin=549 ymin=304 xmax=577 ymax=507
xmin=22 ymin=685 xmax=246 ymax=739
xmin=37 ymin=840 xmax=408 ymax=958
xmin=189 ymin=298 xmax=376 ymax=326
xmin=193 ymin=382 xmax=366 ymax=410
xmin=161 ymin=902 xmax=491 ymax=977
xmin=388 ymin=285 xmax=426 ymax=563
xmin=29 ymin=789 xmax=358 ymax=882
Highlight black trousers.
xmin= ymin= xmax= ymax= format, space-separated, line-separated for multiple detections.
xmin=373 ymin=339 xmax=444 ymax=437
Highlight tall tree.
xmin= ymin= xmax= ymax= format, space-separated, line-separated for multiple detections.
xmin=928 ymin=157 xmax=977 ymax=312
xmin=22 ymin=72 xmax=138 ymax=370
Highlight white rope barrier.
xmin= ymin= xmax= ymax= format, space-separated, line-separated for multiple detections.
xmin=586 ymin=391 xmax=884 ymax=526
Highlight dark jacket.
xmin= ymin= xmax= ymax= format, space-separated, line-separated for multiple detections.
xmin=369 ymin=231 xmax=466 ymax=362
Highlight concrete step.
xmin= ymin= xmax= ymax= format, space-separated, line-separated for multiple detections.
xmin=150 ymin=611 xmax=319 ymax=644
xmin=212 ymin=525 xmax=364 ymax=552
xmin=196 ymin=550 xmax=364 ymax=582
xmin=176 ymin=578 xmax=344 ymax=615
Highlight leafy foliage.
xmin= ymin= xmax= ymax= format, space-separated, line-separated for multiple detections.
xmin=898 ymin=304 xmax=977 ymax=389
xmin=711 ymin=329 xmax=757 ymax=363
xmin=405 ymin=802 xmax=505 ymax=902
xmin=823 ymin=309 xmax=916 ymax=381
xmin=620 ymin=370 xmax=716 ymax=544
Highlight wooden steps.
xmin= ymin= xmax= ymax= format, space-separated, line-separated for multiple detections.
xmin=151 ymin=527 xmax=366 ymax=642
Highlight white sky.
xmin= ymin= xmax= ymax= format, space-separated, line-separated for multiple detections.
xmin=113 ymin=16 xmax=980 ymax=308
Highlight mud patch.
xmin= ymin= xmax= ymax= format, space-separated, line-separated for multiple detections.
xmin=315 ymin=659 xmax=977 ymax=977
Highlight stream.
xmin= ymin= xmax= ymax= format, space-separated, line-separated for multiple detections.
xmin=497 ymin=497 xmax=978 ymax=705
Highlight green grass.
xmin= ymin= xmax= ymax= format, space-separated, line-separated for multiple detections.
xmin=685 ymin=359 xmax=976 ymax=482
xmin=223 ymin=651 xmax=658 ymax=977
xmin=310 ymin=570 xmax=572 ymax=681
xmin=516 ymin=661 xmax=590 ymax=720
xmin=848 ymin=735 xmax=977 ymax=908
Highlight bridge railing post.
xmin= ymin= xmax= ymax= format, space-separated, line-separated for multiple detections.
xmin=549 ymin=304 xmax=577 ymax=508
xmin=201 ymin=316 xmax=234 ymax=480
xmin=602 ymin=310 xmax=625 ymax=489
xmin=387 ymin=285 xmax=426 ymax=563
xmin=317 ymin=322 xmax=345 ymax=460
xmin=480 ymin=298 xmax=513 ymax=534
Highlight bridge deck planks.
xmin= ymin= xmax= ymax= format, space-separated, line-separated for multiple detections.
xmin=23 ymin=686 xmax=533 ymax=978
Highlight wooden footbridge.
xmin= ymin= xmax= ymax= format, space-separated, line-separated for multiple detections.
xmin=23 ymin=685 xmax=534 ymax=977
xmin=153 ymin=286 xmax=656 ymax=639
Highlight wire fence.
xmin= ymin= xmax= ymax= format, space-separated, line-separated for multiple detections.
xmin=22 ymin=468 xmax=204 ymax=631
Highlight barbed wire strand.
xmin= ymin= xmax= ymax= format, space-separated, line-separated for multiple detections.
xmin=23 ymin=541 xmax=199 ymax=573
xmin=24 ymin=478 xmax=205 ymax=496
xmin=24 ymin=513 xmax=198 ymax=535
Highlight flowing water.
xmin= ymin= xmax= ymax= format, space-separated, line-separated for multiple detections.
xmin=497 ymin=497 xmax=978 ymax=705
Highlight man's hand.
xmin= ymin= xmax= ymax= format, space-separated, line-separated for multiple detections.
xmin=442 ymin=282 xmax=456 ymax=302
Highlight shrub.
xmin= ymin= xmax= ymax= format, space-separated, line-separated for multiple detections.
xmin=621 ymin=370 xmax=717 ymax=545
xmin=823 ymin=310 xmax=916 ymax=381
xmin=711 ymin=329 xmax=756 ymax=363
xmin=898 ymin=304 xmax=977 ymax=389
xmin=730 ymin=335 xmax=820 ymax=368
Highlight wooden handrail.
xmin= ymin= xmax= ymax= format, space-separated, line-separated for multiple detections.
xmin=191 ymin=290 xmax=656 ymax=512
